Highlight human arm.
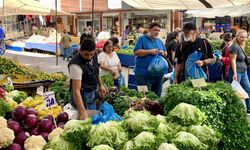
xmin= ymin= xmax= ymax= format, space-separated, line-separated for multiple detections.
xmin=134 ymin=49 xmax=159 ymax=57
xmin=195 ymin=40 xmax=215 ymax=67
xmin=99 ymin=61 xmax=116 ymax=76
xmin=72 ymin=79 xmax=88 ymax=120
xmin=173 ymin=63 xmax=182 ymax=84
xmin=98 ymin=76 xmax=106 ymax=98
xmin=229 ymin=54 xmax=237 ymax=80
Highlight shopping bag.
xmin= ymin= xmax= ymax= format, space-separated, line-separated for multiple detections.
xmin=118 ymin=74 xmax=125 ymax=86
xmin=170 ymin=70 xmax=175 ymax=84
xmin=185 ymin=51 xmax=207 ymax=80
xmin=231 ymin=80 xmax=249 ymax=99
xmin=92 ymin=101 xmax=122 ymax=125
xmin=148 ymin=54 xmax=168 ymax=76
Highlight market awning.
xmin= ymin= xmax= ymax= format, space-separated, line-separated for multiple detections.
xmin=122 ymin=0 xmax=250 ymax=10
xmin=186 ymin=4 xmax=250 ymax=18
xmin=0 ymin=0 xmax=71 ymax=16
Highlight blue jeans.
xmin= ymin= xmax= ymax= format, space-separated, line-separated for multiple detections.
xmin=70 ymin=90 xmax=96 ymax=110
xmin=135 ymin=75 xmax=163 ymax=97
xmin=228 ymin=70 xmax=250 ymax=110
xmin=63 ymin=47 xmax=70 ymax=60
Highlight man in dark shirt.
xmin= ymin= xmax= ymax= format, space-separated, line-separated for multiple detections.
xmin=173 ymin=23 xmax=214 ymax=84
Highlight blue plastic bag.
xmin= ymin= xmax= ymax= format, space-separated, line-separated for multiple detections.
xmin=185 ymin=51 xmax=207 ymax=80
xmin=118 ymin=74 xmax=125 ymax=86
xmin=92 ymin=101 xmax=122 ymax=125
xmin=170 ymin=69 xmax=175 ymax=84
xmin=148 ymin=54 xmax=168 ymax=76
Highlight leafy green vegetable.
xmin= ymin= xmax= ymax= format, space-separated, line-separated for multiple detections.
xmin=173 ymin=131 xmax=207 ymax=150
xmin=91 ymin=145 xmax=114 ymax=150
xmin=0 ymin=99 xmax=12 ymax=117
xmin=188 ymin=125 xmax=221 ymax=147
xmin=123 ymin=140 xmax=134 ymax=150
xmin=167 ymin=103 xmax=206 ymax=126
xmin=113 ymin=96 xmax=130 ymax=116
xmin=50 ymin=80 xmax=69 ymax=105
xmin=61 ymin=119 xmax=92 ymax=147
xmin=133 ymin=131 xmax=156 ymax=150
xmin=123 ymin=110 xmax=160 ymax=138
xmin=156 ymin=115 xmax=167 ymax=124
xmin=101 ymin=75 xmax=114 ymax=87
xmin=158 ymin=143 xmax=179 ymax=150
xmin=156 ymin=123 xmax=176 ymax=144
xmin=87 ymin=121 xmax=128 ymax=149
xmin=146 ymin=92 xmax=159 ymax=100
xmin=43 ymin=136 xmax=81 ymax=150
xmin=6 ymin=90 xmax=28 ymax=103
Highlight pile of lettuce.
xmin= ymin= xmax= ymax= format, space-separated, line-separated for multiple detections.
xmin=163 ymin=80 xmax=250 ymax=149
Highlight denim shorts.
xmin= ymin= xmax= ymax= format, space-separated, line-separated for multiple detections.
xmin=70 ymin=90 xmax=96 ymax=110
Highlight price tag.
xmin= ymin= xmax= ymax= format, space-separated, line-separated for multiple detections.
xmin=191 ymin=78 xmax=207 ymax=88
xmin=7 ymin=77 xmax=13 ymax=86
xmin=42 ymin=91 xmax=57 ymax=108
xmin=137 ymin=86 xmax=148 ymax=92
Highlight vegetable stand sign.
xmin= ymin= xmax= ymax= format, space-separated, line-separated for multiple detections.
xmin=191 ymin=78 xmax=207 ymax=88
xmin=42 ymin=91 xmax=57 ymax=108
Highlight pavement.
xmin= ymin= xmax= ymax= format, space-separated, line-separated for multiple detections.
xmin=2 ymin=50 xmax=250 ymax=122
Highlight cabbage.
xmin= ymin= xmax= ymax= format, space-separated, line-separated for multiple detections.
xmin=61 ymin=119 xmax=92 ymax=146
xmin=133 ymin=131 xmax=156 ymax=150
xmin=158 ymin=143 xmax=179 ymax=150
xmin=188 ymin=125 xmax=221 ymax=146
xmin=123 ymin=140 xmax=134 ymax=150
xmin=156 ymin=123 xmax=176 ymax=144
xmin=167 ymin=103 xmax=206 ymax=126
xmin=43 ymin=136 xmax=80 ymax=150
xmin=91 ymin=145 xmax=114 ymax=150
xmin=173 ymin=131 xmax=207 ymax=150
xmin=87 ymin=121 xmax=128 ymax=149
xmin=156 ymin=115 xmax=167 ymax=124
xmin=123 ymin=110 xmax=159 ymax=137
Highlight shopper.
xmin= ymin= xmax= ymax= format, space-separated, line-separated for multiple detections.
xmin=133 ymin=22 xmax=166 ymax=97
xmin=173 ymin=22 xmax=214 ymax=84
xmin=98 ymin=40 xmax=122 ymax=87
xmin=108 ymin=37 xmax=120 ymax=50
xmin=220 ymin=33 xmax=233 ymax=81
xmin=68 ymin=38 xmax=106 ymax=120
xmin=166 ymin=31 xmax=182 ymax=68
xmin=228 ymin=29 xmax=250 ymax=113
xmin=60 ymin=29 xmax=72 ymax=61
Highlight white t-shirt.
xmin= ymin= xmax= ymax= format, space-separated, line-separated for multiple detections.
xmin=98 ymin=51 xmax=120 ymax=77
xmin=69 ymin=64 xmax=82 ymax=80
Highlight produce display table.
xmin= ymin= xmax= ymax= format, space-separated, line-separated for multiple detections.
xmin=13 ymin=80 xmax=54 ymax=96
xmin=117 ymin=53 xmax=135 ymax=67
xmin=25 ymin=42 xmax=61 ymax=54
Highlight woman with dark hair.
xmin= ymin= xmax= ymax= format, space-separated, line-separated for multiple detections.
xmin=98 ymin=40 xmax=122 ymax=87
xmin=220 ymin=33 xmax=233 ymax=81
xmin=108 ymin=37 xmax=120 ymax=50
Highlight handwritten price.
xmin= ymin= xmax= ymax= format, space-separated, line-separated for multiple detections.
xmin=43 ymin=91 xmax=57 ymax=108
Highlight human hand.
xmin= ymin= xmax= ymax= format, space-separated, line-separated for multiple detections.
xmin=79 ymin=111 xmax=88 ymax=120
xmin=233 ymin=74 xmax=237 ymax=81
xmin=110 ymin=70 xmax=116 ymax=76
xmin=151 ymin=49 xmax=159 ymax=55
xmin=98 ymin=85 xmax=107 ymax=98
xmin=173 ymin=78 xmax=178 ymax=84
xmin=195 ymin=60 xmax=204 ymax=67
xmin=159 ymin=50 xmax=165 ymax=56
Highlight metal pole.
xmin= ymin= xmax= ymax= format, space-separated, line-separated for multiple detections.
xmin=55 ymin=0 xmax=58 ymax=66
xmin=91 ymin=0 xmax=94 ymax=37
xmin=2 ymin=0 xmax=5 ymax=29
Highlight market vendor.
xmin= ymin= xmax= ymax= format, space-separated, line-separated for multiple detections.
xmin=133 ymin=22 xmax=166 ymax=97
xmin=68 ymin=38 xmax=106 ymax=120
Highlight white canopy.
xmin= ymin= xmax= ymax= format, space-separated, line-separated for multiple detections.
xmin=186 ymin=4 xmax=250 ymax=18
xmin=122 ymin=0 xmax=250 ymax=10
xmin=0 ymin=0 xmax=70 ymax=16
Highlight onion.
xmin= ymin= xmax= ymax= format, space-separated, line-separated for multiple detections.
xmin=29 ymin=127 xmax=39 ymax=136
xmin=12 ymin=106 xmax=28 ymax=121
xmin=27 ymin=108 xmax=38 ymax=116
xmin=39 ymin=132 xmax=49 ymax=141
xmin=14 ymin=131 xmax=28 ymax=145
xmin=7 ymin=143 xmax=22 ymax=150
xmin=25 ymin=114 xmax=38 ymax=128
xmin=57 ymin=112 xmax=69 ymax=123
xmin=7 ymin=120 xmax=22 ymax=135
xmin=38 ymin=118 xmax=52 ymax=133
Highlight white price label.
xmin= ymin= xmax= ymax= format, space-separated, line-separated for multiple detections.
xmin=7 ymin=77 xmax=13 ymax=86
xmin=191 ymin=78 xmax=207 ymax=88
xmin=42 ymin=91 xmax=57 ymax=108
xmin=137 ymin=86 xmax=148 ymax=92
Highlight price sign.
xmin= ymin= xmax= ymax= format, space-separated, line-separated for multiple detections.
xmin=42 ymin=91 xmax=57 ymax=108
xmin=191 ymin=78 xmax=207 ymax=88
xmin=7 ymin=77 xmax=13 ymax=86
xmin=137 ymin=86 xmax=148 ymax=92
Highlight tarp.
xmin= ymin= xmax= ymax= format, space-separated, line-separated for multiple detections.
xmin=0 ymin=0 xmax=70 ymax=16
xmin=122 ymin=0 xmax=250 ymax=10
xmin=186 ymin=4 xmax=250 ymax=18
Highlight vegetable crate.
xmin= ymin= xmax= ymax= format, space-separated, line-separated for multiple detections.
xmin=127 ymin=66 xmax=137 ymax=90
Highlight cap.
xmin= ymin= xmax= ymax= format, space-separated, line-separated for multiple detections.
xmin=182 ymin=22 xmax=197 ymax=32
